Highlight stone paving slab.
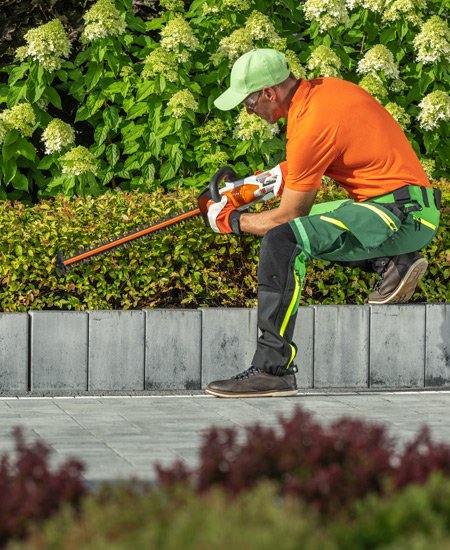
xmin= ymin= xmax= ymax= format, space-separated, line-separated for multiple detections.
xmin=0 ymin=392 xmax=450 ymax=484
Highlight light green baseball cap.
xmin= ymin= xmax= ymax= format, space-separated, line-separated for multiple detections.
xmin=214 ymin=49 xmax=290 ymax=111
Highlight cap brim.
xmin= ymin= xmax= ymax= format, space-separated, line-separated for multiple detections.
xmin=214 ymin=88 xmax=248 ymax=111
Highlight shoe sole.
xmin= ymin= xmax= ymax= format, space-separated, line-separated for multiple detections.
xmin=368 ymin=258 xmax=428 ymax=305
xmin=204 ymin=388 xmax=298 ymax=398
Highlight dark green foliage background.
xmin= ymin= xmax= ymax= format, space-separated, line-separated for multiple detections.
xmin=0 ymin=0 xmax=448 ymax=202
xmin=0 ymin=180 xmax=448 ymax=312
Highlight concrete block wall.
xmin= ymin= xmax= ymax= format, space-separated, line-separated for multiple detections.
xmin=0 ymin=305 xmax=449 ymax=393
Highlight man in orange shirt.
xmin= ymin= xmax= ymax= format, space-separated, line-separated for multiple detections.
xmin=205 ymin=49 xmax=441 ymax=398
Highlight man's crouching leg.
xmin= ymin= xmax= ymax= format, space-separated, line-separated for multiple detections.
xmin=205 ymin=224 xmax=304 ymax=398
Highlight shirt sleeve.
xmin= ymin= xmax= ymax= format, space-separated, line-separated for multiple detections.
xmin=284 ymin=130 xmax=339 ymax=191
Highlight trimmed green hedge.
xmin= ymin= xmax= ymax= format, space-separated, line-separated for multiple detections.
xmin=0 ymin=180 xmax=448 ymax=311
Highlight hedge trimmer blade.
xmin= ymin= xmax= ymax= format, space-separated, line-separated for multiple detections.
xmin=55 ymin=164 xmax=277 ymax=276
xmin=55 ymin=207 xmax=201 ymax=276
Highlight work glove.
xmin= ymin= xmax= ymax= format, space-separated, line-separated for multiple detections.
xmin=207 ymin=196 xmax=242 ymax=234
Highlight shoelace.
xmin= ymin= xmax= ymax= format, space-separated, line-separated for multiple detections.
xmin=233 ymin=367 xmax=262 ymax=380
xmin=373 ymin=262 xmax=390 ymax=290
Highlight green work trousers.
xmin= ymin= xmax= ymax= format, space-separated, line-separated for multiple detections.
xmin=251 ymin=185 xmax=441 ymax=375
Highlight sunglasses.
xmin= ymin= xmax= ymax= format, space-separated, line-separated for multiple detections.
xmin=243 ymin=90 xmax=263 ymax=110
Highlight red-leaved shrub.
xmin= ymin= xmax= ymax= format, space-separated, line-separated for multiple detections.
xmin=395 ymin=426 xmax=450 ymax=488
xmin=156 ymin=406 xmax=450 ymax=514
xmin=0 ymin=427 xmax=86 ymax=547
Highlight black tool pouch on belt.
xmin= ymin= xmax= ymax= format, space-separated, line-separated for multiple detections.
xmin=381 ymin=202 xmax=411 ymax=223
xmin=434 ymin=189 xmax=442 ymax=210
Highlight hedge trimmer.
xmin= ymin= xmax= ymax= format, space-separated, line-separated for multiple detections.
xmin=55 ymin=166 xmax=277 ymax=275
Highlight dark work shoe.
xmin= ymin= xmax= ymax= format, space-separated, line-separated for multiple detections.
xmin=368 ymin=252 xmax=428 ymax=305
xmin=205 ymin=366 xmax=298 ymax=398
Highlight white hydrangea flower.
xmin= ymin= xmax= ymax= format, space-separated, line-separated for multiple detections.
xmin=15 ymin=46 xmax=28 ymax=61
xmin=61 ymin=146 xmax=98 ymax=176
xmin=234 ymin=107 xmax=279 ymax=141
xmin=270 ymin=36 xmax=288 ymax=51
xmin=285 ymin=50 xmax=307 ymax=79
xmin=244 ymin=11 xmax=287 ymax=50
xmin=214 ymin=28 xmax=254 ymax=64
xmin=142 ymin=48 xmax=179 ymax=82
xmin=203 ymin=150 xmax=229 ymax=166
xmin=82 ymin=0 xmax=127 ymax=42
xmin=160 ymin=16 xmax=199 ymax=62
xmin=390 ymin=78 xmax=407 ymax=93
xmin=202 ymin=3 xmax=220 ymax=14
xmin=245 ymin=11 xmax=277 ymax=41
xmin=42 ymin=118 xmax=75 ymax=154
xmin=303 ymin=0 xmax=350 ymax=33
xmin=419 ymin=158 xmax=435 ymax=180
xmin=357 ymin=44 xmax=399 ymax=79
xmin=36 ymin=98 xmax=50 ymax=111
xmin=417 ymin=90 xmax=450 ymax=131
xmin=383 ymin=0 xmax=426 ymax=26
xmin=346 ymin=0 xmax=384 ymax=12
xmin=414 ymin=16 xmax=450 ymax=65
xmin=197 ymin=119 xmax=228 ymax=142
xmin=119 ymin=66 xmax=135 ymax=81
xmin=0 ymin=120 xmax=8 ymax=145
xmin=0 ymin=103 xmax=36 ymax=137
xmin=307 ymin=45 xmax=342 ymax=77
xmin=15 ymin=19 xmax=71 ymax=73
xmin=223 ymin=0 xmax=251 ymax=10
xmin=359 ymin=74 xmax=388 ymax=100
xmin=167 ymin=90 xmax=198 ymax=118
xmin=160 ymin=0 xmax=185 ymax=11
xmin=384 ymin=102 xmax=411 ymax=130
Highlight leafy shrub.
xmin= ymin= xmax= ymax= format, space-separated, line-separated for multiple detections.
xmin=156 ymin=406 xmax=450 ymax=515
xmin=10 ymin=420 xmax=450 ymax=550
xmin=0 ymin=180 xmax=448 ymax=312
xmin=0 ymin=0 xmax=448 ymax=203
xmin=0 ymin=428 xmax=86 ymax=547
xmin=14 ymin=478 xmax=450 ymax=549
xmin=0 ymin=188 xmax=260 ymax=311
xmin=13 ymin=484 xmax=330 ymax=550
xmin=331 ymin=474 xmax=450 ymax=549
xmin=0 ymin=0 xmax=158 ymax=66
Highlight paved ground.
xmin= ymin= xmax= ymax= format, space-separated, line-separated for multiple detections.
xmin=1 ymin=391 xmax=450 ymax=485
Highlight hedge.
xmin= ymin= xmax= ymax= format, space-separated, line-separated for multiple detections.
xmin=0 ymin=179 xmax=448 ymax=312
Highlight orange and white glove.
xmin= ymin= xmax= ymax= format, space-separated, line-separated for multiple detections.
xmin=207 ymin=196 xmax=242 ymax=234
xmin=253 ymin=164 xmax=284 ymax=197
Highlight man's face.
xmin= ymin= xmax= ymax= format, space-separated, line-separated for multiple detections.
xmin=243 ymin=88 xmax=281 ymax=124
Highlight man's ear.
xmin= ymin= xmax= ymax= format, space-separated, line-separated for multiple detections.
xmin=263 ymin=87 xmax=277 ymax=102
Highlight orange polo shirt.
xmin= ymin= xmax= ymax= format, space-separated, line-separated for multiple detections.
xmin=280 ymin=77 xmax=431 ymax=202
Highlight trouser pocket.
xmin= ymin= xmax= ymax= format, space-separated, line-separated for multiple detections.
xmin=293 ymin=200 xmax=403 ymax=263
xmin=338 ymin=201 xmax=403 ymax=250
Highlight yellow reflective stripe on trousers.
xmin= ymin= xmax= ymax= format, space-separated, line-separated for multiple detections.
xmin=418 ymin=217 xmax=436 ymax=230
xmin=287 ymin=343 xmax=296 ymax=368
xmin=280 ymin=269 xmax=300 ymax=337
xmin=354 ymin=202 xmax=398 ymax=232
xmin=319 ymin=215 xmax=349 ymax=231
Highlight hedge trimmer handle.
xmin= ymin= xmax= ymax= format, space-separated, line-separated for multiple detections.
xmin=208 ymin=165 xmax=276 ymax=209
xmin=209 ymin=166 xmax=239 ymax=202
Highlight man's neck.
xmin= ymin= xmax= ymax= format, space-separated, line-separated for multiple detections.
xmin=280 ymin=78 xmax=301 ymax=118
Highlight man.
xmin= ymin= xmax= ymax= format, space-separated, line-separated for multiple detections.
xmin=204 ymin=48 xmax=441 ymax=398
